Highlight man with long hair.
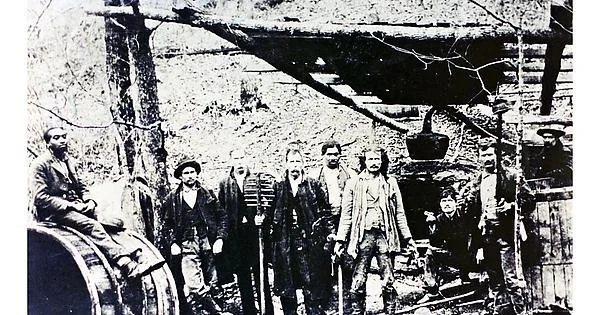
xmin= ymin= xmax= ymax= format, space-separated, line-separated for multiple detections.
xmin=268 ymin=145 xmax=334 ymax=315
xmin=334 ymin=146 xmax=417 ymax=314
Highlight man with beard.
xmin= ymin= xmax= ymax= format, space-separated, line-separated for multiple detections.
xmin=334 ymin=146 xmax=417 ymax=315
xmin=533 ymin=124 xmax=572 ymax=187
xmin=218 ymin=148 xmax=274 ymax=315
xmin=463 ymin=138 xmax=532 ymax=315
xmin=30 ymin=127 xmax=164 ymax=280
xmin=308 ymin=140 xmax=355 ymax=314
xmin=418 ymin=187 xmax=480 ymax=303
xmin=158 ymin=159 xmax=228 ymax=314
xmin=267 ymin=146 xmax=334 ymax=315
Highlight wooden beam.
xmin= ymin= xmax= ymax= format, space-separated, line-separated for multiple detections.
xmin=501 ymin=72 xmax=572 ymax=84
xmin=85 ymin=6 xmax=572 ymax=44
xmin=501 ymin=44 xmax=573 ymax=58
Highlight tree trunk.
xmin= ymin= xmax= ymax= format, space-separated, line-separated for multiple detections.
xmin=127 ymin=15 xmax=170 ymax=243
xmin=104 ymin=14 xmax=136 ymax=175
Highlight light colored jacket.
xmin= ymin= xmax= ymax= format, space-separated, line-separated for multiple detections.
xmin=336 ymin=171 xmax=412 ymax=258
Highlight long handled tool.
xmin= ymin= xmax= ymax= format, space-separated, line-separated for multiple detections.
xmin=244 ymin=173 xmax=275 ymax=315
xmin=338 ymin=262 xmax=343 ymax=315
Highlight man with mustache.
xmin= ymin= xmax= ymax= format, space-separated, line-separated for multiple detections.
xmin=463 ymin=138 xmax=532 ymax=315
xmin=334 ymin=146 xmax=417 ymax=315
xmin=29 ymin=127 xmax=164 ymax=281
xmin=218 ymin=148 xmax=274 ymax=315
xmin=533 ymin=124 xmax=572 ymax=187
xmin=267 ymin=145 xmax=334 ymax=315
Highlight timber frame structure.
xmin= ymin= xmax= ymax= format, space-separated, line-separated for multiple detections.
xmin=87 ymin=4 xmax=572 ymax=144
xmin=86 ymin=2 xmax=573 ymax=314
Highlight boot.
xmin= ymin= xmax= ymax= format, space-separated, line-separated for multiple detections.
xmin=349 ymin=292 xmax=365 ymax=315
xmin=382 ymin=287 xmax=398 ymax=315
xmin=117 ymin=256 xmax=165 ymax=280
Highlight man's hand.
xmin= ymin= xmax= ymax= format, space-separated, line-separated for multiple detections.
xmin=171 ymin=243 xmax=182 ymax=256
xmin=254 ymin=214 xmax=265 ymax=226
xmin=212 ymin=239 xmax=224 ymax=254
xmin=85 ymin=200 xmax=96 ymax=212
xmin=476 ymin=248 xmax=484 ymax=264
xmin=424 ymin=211 xmax=436 ymax=223
xmin=70 ymin=202 xmax=86 ymax=212
xmin=333 ymin=242 xmax=344 ymax=257
xmin=496 ymin=198 xmax=512 ymax=215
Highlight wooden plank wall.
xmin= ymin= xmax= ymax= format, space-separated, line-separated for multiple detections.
xmin=524 ymin=189 xmax=573 ymax=311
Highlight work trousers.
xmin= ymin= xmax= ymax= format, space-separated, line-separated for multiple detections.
xmin=235 ymin=225 xmax=274 ymax=315
xmin=181 ymin=237 xmax=219 ymax=304
xmin=350 ymin=229 xmax=395 ymax=294
xmin=281 ymin=235 xmax=325 ymax=315
xmin=50 ymin=210 xmax=129 ymax=262
xmin=483 ymin=231 xmax=525 ymax=315
xmin=423 ymin=247 xmax=471 ymax=293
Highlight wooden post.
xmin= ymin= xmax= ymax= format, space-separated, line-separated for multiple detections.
xmin=126 ymin=14 xmax=170 ymax=243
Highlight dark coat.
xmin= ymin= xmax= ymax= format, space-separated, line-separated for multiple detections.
xmin=534 ymin=140 xmax=573 ymax=186
xmin=429 ymin=209 xmax=477 ymax=260
xmin=269 ymin=173 xmax=334 ymax=300
xmin=463 ymin=169 xmax=534 ymax=243
xmin=29 ymin=151 xmax=93 ymax=221
xmin=217 ymin=169 xmax=261 ymax=270
xmin=157 ymin=181 xmax=228 ymax=257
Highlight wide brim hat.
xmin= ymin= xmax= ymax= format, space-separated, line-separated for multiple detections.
xmin=537 ymin=124 xmax=566 ymax=138
xmin=174 ymin=160 xmax=201 ymax=179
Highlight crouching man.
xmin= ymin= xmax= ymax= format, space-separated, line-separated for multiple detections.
xmin=419 ymin=186 xmax=481 ymax=303
xmin=158 ymin=159 xmax=228 ymax=314
xmin=334 ymin=146 xmax=417 ymax=315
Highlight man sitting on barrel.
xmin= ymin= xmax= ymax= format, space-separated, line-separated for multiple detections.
xmin=29 ymin=127 xmax=165 ymax=281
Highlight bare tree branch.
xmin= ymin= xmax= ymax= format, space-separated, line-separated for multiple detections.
xmin=29 ymin=101 xmax=162 ymax=131
xmin=468 ymin=0 xmax=520 ymax=30
xmin=28 ymin=0 xmax=54 ymax=40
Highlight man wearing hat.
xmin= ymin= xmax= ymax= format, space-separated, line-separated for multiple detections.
xmin=534 ymin=124 xmax=572 ymax=187
xmin=30 ymin=127 xmax=165 ymax=280
xmin=158 ymin=158 xmax=228 ymax=314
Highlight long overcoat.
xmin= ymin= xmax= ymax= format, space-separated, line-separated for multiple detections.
xmin=269 ymin=173 xmax=334 ymax=300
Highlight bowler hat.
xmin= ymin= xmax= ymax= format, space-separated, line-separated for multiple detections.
xmin=537 ymin=124 xmax=566 ymax=138
xmin=174 ymin=159 xmax=201 ymax=179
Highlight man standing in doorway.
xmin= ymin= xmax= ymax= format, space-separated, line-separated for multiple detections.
xmin=308 ymin=140 xmax=355 ymax=314
xmin=533 ymin=124 xmax=572 ymax=187
xmin=218 ymin=148 xmax=274 ymax=315
xmin=334 ymin=146 xmax=417 ymax=315
xmin=268 ymin=145 xmax=334 ymax=315
xmin=158 ymin=159 xmax=228 ymax=314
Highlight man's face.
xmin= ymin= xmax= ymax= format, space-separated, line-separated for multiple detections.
xmin=286 ymin=152 xmax=303 ymax=179
xmin=230 ymin=150 xmax=248 ymax=174
xmin=46 ymin=128 xmax=68 ymax=154
xmin=479 ymin=147 xmax=496 ymax=172
xmin=181 ymin=167 xmax=198 ymax=186
xmin=541 ymin=133 xmax=558 ymax=147
xmin=364 ymin=150 xmax=382 ymax=174
xmin=323 ymin=147 xmax=341 ymax=169
xmin=439 ymin=196 xmax=457 ymax=215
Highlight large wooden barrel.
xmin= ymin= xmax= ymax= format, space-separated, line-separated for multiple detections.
xmin=523 ymin=187 xmax=573 ymax=311
xmin=27 ymin=222 xmax=179 ymax=315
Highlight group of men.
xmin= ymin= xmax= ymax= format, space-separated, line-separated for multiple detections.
xmin=30 ymin=124 xmax=571 ymax=315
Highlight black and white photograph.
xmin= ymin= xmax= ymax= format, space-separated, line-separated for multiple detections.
xmin=24 ymin=0 xmax=577 ymax=314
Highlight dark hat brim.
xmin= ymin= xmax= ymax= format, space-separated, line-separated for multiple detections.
xmin=174 ymin=160 xmax=201 ymax=179
xmin=537 ymin=128 xmax=565 ymax=138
